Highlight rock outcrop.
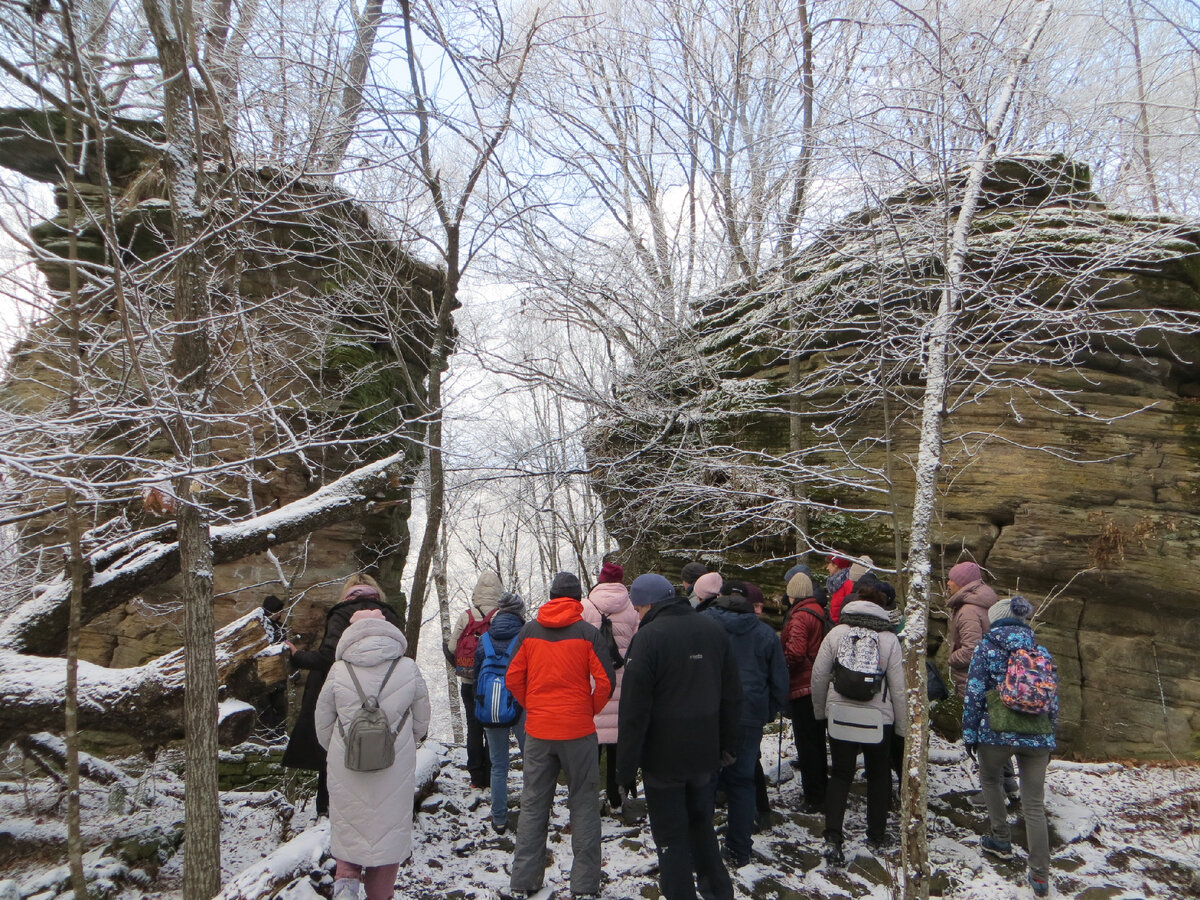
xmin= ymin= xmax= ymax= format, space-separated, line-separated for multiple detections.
xmin=0 ymin=107 xmax=444 ymax=666
xmin=588 ymin=155 xmax=1200 ymax=759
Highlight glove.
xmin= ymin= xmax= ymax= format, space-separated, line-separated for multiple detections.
xmin=965 ymin=743 xmax=978 ymax=762
xmin=720 ymin=750 xmax=736 ymax=768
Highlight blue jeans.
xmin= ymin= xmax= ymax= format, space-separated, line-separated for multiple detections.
xmin=484 ymin=719 xmax=525 ymax=826
xmin=718 ymin=724 xmax=763 ymax=863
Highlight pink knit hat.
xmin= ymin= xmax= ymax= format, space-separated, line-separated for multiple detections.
xmin=693 ymin=572 xmax=723 ymax=601
xmin=948 ymin=561 xmax=982 ymax=586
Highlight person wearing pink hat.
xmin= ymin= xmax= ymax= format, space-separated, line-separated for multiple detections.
xmin=581 ymin=561 xmax=639 ymax=812
xmin=691 ymin=571 xmax=723 ymax=611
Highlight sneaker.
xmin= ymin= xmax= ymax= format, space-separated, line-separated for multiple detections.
xmin=980 ymin=834 xmax=1015 ymax=860
xmin=332 ymin=878 xmax=359 ymax=900
xmin=491 ymin=819 xmax=508 ymax=834
xmin=1028 ymin=872 xmax=1049 ymax=897
xmin=823 ymin=840 xmax=845 ymax=868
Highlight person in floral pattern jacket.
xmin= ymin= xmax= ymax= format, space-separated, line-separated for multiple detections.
xmin=961 ymin=595 xmax=1057 ymax=898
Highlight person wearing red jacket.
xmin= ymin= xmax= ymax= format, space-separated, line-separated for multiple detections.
xmin=504 ymin=572 xmax=615 ymax=900
xmin=781 ymin=570 xmax=830 ymax=812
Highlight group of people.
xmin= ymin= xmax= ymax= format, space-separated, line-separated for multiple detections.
xmin=274 ymin=554 xmax=1058 ymax=900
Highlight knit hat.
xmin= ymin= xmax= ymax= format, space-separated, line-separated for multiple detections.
xmin=262 ymin=594 xmax=284 ymax=614
xmin=743 ymin=581 xmax=764 ymax=608
xmin=693 ymin=571 xmax=723 ymax=601
xmin=599 ymin=562 xmax=625 ymax=584
xmin=343 ymin=584 xmax=381 ymax=603
xmin=785 ymin=563 xmax=812 ymax=583
xmin=990 ymin=594 xmax=1034 ymax=624
xmin=349 ymin=608 xmax=385 ymax=623
xmin=786 ymin=572 xmax=814 ymax=600
xmin=848 ymin=556 xmax=874 ymax=582
xmin=680 ymin=561 xmax=708 ymax=586
xmin=630 ymin=573 xmax=676 ymax=607
xmin=948 ymin=561 xmax=982 ymax=586
xmin=829 ymin=555 xmax=852 ymax=569
xmin=549 ymin=571 xmax=582 ymax=601
xmin=498 ymin=591 xmax=526 ymax=619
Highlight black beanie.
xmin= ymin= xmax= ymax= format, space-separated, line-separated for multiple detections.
xmin=680 ymin=561 xmax=707 ymax=586
xmin=549 ymin=571 xmax=582 ymax=601
xmin=262 ymin=594 xmax=284 ymax=614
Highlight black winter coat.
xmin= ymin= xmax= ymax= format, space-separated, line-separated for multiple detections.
xmin=616 ymin=598 xmax=741 ymax=786
xmin=281 ymin=596 xmax=402 ymax=770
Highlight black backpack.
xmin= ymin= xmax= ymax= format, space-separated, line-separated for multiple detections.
xmin=599 ymin=613 xmax=624 ymax=670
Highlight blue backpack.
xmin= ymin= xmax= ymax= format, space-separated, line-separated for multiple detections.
xmin=474 ymin=632 xmax=521 ymax=727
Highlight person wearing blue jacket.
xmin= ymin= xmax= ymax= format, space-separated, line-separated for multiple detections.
xmin=473 ymin=591 xmax=527 ymax=833
xmin=704 ymin=581 xmax=789 ymax=868
xmin=962 ymin=595 xmax=1057 ymax=898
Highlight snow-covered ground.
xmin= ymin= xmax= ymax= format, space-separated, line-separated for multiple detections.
xmin=2 ymin=728 xmax=1198 ymax=900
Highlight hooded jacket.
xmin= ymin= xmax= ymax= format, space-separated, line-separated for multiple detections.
xmin=581 ymin=581 xmax=639 ymax=744
xmin=315 ymin=617 xmax=430 ymax=866
xmin=283 ymin=591 xmax=401 ymax=771
xmin=505 ymin=595 xmax=614 ymax=741
xmin=704 ymin=596 xmax=789 ymax=729
xmin=616 ymin=597 xmax=741 ymax=786
xmin=782 ymin=597 xmax=828 ymax=699
xmin=947 ymin=579 xmax=999 ymax=697
xmin=810 ymin=600 xmax=908 ymax=738
xmin=445 ymin=571 xmax=504 ymax=682
xmin=961 ymin=619 xmax=1058 ymax=750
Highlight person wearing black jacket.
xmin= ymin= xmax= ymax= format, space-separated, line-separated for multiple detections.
xmin=282 ymin=576 xmax=401 ymax=817
xmin=617 ymin=573 xmax=741 ymax=900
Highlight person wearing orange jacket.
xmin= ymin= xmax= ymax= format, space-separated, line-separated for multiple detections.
xmin=504 ymin=572 xmax=615 ymax=900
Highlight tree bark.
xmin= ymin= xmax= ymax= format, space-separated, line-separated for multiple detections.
xmin=899 ymin=7 xmax=1053 ymax=899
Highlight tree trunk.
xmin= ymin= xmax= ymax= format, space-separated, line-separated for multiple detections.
xmin=899 ymin=7 xmax=1052 ymax=899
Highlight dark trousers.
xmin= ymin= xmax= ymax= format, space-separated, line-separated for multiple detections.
xmin=824 ymin=726 xmax=893 ymax=845
xmin=790 ymin=695 xmax=828 ymax=804
xmin=599 ymin=743 xmax=621 ymax=808
xmin=718 ymin=724 xmax=763 ymax=864
xmin=316 ymin=766 xmax=329 ymax=817
xmin=460 ymin=682 xmax=490 ymax=786
xmin=643 ymin=772 xmax=734 ymax=900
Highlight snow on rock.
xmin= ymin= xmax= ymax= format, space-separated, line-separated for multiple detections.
xmin=213 ymin=820 xmax=330 ymax=900
xmin=218 ymin=699 xmax=256 ymax=723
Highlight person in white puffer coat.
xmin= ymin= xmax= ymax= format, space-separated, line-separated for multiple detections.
xmin=316 ymin=609 xmax=430 ymax=900
xmin=580 ymin=561 xmax=639 ymax=811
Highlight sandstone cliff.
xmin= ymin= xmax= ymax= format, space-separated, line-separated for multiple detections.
xmin=588 ymin=156 xmax=1200 ymax=759
xmin=0 ymin=107 xmax=444 ymax=665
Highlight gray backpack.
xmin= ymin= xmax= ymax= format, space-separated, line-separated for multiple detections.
xmin=337 ymin=657 xmax=408 ymax=772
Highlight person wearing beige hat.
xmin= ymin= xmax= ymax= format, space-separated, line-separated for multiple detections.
xmin=781 ymin=571 xmax=832 ymax=812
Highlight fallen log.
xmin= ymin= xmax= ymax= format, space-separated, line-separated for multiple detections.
xmin=0 ymin=449 xmax=416 ymax=656
xmin=0 ymin=610 xmax=280 ymax=746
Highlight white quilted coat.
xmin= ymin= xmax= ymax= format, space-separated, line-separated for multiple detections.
xmin=316 ymin=618 xmax=430 ymax=866
xmin=581 ymin=582 xmax=639 ymax=745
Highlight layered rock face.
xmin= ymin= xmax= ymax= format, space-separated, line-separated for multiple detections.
xmin=588 ymin=156 xmax=1200 ymax=759
xmin=0 ymin=108 xmax=443 ymax=664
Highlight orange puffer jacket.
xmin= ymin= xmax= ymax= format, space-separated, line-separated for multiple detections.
xmin=506 ymin=596 xmax=615 ymax=741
